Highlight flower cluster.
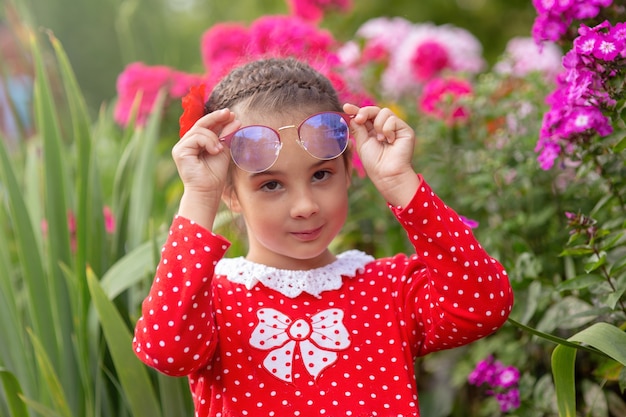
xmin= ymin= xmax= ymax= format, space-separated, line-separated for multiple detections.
xmin=531 ymin=0 xmax=613 ymax=43
xmin=534 ymin=19 xmax=626 ymax=169
xmin=468 ymin=356 xmax=521 ymax=413
xmin=341 ymin=17 xmax=485 ymax=100
xmin=114 ymin=11 xmax=370 ymax=129
xmin=286 ymin=0 xmax=352 ymax=22
xmin=114 ymin=62 xmax=204 ymax=127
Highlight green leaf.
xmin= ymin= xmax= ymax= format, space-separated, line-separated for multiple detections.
xmin=551 ymin=344 xmax=577 ymax=417
xmin=100 ymin=233 xmax=165 ymax=299
xmin=555 ymin=274 xmax=604 ymax=292
xmin=87 ymin=269 xmax=163 ymax=417
xmin=0 ymin=368 xmax=30 ymax=417
xmin=559 ymin=246 xmax=594 ymax=257
xmin=584 ymin=252 xmax=607 ymax=274
xmin=567 ymin=323 xmax=626 ymax=366
xmin=26 ymin=331 xmax=72 ymax=417
xmin=614 ymin=135 xmax=626 ymax=153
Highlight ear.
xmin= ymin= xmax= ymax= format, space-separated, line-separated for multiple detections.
xmin=221 ymin=185 xmax=242 ymax=213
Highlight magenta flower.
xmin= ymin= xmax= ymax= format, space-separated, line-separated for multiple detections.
xmin=114 ymin=63 xmax=203 ymax=127
xmin=495 ymin=388 xmax=521 ymax=413
xmin=418 ymin=77 xmax=473 ymax=125
xmin=459 ymin=215 xmax=479 ymax=229
xmin=409 ymin=40 xmax=450 ymax=81
xmin=469 ymin=356 xmax=521 ymax=413
xmin=103 ymin=206 xmax=116 ymax=234
xmin=531 ymin=0 xmax=613 ymax=44
xmin=286 ymin=0 xmax=352 ymax=22
xmin=247 ymin=15 xmax=338 ymax=64
xmin=200 ymin=22 xmax=250 ymax=87
xmin=535 ymin=19 xmax=624 ymax=170
xmin=114 ymin=63 xmax=172 ymax=127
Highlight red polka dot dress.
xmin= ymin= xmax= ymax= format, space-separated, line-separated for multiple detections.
xmin=133 ymin=178 xmax=514 ymax=417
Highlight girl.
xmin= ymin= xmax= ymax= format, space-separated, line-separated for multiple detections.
xmin=133 ymin=57 xmax=514 ymax=417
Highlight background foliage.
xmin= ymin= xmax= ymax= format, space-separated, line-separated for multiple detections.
xmin=0 ymin=0 xmax=625 ymax=416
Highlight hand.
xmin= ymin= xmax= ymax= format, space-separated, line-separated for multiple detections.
xmin=172 ymin=108 xmax=240 ymax=196
xmin=344 ymin=104 xmax=419 ymax=207
xmin=172 ymin=109 xmax=240 ymax=229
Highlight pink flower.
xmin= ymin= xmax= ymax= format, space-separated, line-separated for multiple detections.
xmin=459 ymin=215 xmax=479 ymax=229
xmin=200 ymin=23 xmax=250 ymax=87
xmin=114 ymin=63 xmax=204 ymax=127
xmin=373 ymin=22 xmax=484 ymax=98
xmin=103 ymin=206 xmax=116 ymax=234
xmin=287 ymin=0 xmax=352 ymax=22
xmin=114 ymin=62 xmax=172 ymax=127
xmin=409 ymin=40 xmax=450 ymax=81
xmin=418 ymin=77 xmax=473 ymax=125
xmin=247 ymin=15 xmax=338 ymax=65
xmin=494 ymin=37 xmax=563 ymax=81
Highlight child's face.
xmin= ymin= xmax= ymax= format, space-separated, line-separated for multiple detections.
xmin=223 ymin=110 xmax=352 ymax=270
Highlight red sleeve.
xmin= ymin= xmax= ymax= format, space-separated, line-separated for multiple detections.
xmin=390 ymin=175 xmax=514 ymax=356
xmin=132 ymin=216 xmax=230 ymax=376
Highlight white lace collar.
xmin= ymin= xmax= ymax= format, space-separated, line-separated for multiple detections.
xmin=214 ymin=250 xmax=374 ymax=298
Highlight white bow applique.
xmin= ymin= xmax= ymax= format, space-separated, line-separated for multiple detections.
xmin=249 ymin=307 xmax=351 ymax=383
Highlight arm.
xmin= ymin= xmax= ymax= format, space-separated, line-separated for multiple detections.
xmin=132 ymin=217 xmax=230 ymax=376
xmin=133 ymin=109 xmax=239 ymax=375
xmin=391 ymin=177 xmax=513 ymax=355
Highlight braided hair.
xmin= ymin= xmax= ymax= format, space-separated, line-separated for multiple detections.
xmin=206 ymin=58 xmax=342 ymax=114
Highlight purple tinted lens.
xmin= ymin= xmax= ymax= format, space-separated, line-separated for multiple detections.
xmin=229 ymin=126 xmax=280 ymax=173
xmin=299 ymin=113 xmax=349 ymax=160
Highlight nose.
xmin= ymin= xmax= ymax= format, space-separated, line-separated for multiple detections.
xmin=289 ymin=186 xmax=320 ymax=219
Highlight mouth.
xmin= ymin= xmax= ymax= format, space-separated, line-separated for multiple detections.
xmin=290 ymin=226 xmax=323 ymax=242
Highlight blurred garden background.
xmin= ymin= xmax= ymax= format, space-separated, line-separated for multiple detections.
xmin=1 ymin=0 xmax=625 ymax=416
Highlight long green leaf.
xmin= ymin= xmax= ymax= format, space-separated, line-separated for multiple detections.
xmin=47 ymin=31 xmax=104 ymax=417
xmin=0 ymin=368 xmax=30 ymax=417
xmin=30 ymin=28 xmax=77 ymax=404
xmin=551 ymin=344 xmax=577 ymax=417
xmin=567 ymin=323 xmax=626 ymax=366
xmin=100 ymin=233 xmax=165 ymax=299
xmin=126 ymin=91 xmax=166 ymax=250
xmin=507 ymin=318 xmax=607 ymax=357
xmin=87 ymin=269 xmax=163 ymax=417
xmin=26 ymin=331 xmax=72 ymax=417
xmin=0 ymin=112 xmax=53 ymax=402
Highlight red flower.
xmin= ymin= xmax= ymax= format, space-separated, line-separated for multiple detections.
xmin=179 ymin=84 xmax=207 ymax=137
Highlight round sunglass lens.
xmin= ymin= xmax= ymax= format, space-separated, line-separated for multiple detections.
xmin=299 ymin=113 xmax=349 ymax=160
xmin=230 ymin=126 xmax=280 ymax=173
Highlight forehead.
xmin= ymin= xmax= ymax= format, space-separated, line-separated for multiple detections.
xmin=232 ymin=104 xmax=331 ymax=127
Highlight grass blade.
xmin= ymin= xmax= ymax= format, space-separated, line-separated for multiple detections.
xmin=0 ymin=368 xmax=30 ymax=417
xmin=87 ymin=268 xmax=163 ymax=417
xmin=551 ymin=344 xmax=577 ymax=417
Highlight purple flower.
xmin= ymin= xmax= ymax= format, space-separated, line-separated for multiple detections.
xmin=469 ymin=357 xmax=522 ymax=413
xmin=494 ymin=365 xmax=520 ymax=388
xmin=468 ymin=357 xmax=497 ymax=386
xmin=495 ymin=388 xmax=521 ymax=412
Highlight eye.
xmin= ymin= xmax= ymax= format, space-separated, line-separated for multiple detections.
xmin=312 ymin=170 xmax=331 ymax=182
xmin=260 ymin=180 xmax=282 ymax=192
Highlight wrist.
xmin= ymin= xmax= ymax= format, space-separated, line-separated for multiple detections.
xmin=374 ymin=170 xmax=419 ymax=208
xmin=177 ymin=189 xmax=223 ymax=230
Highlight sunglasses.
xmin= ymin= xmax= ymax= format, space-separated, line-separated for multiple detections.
xmin=219 ymin=111 xmax=353 ymax=173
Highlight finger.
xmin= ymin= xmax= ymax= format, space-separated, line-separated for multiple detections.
xmin=183 ymin=108 xmax=237 ymax=139
xmin=379 ymin=113 xmax=402 ymax=144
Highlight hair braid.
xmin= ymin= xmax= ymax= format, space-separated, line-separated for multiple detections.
xmin=206 ymin=58 xmax=342 ymax=113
